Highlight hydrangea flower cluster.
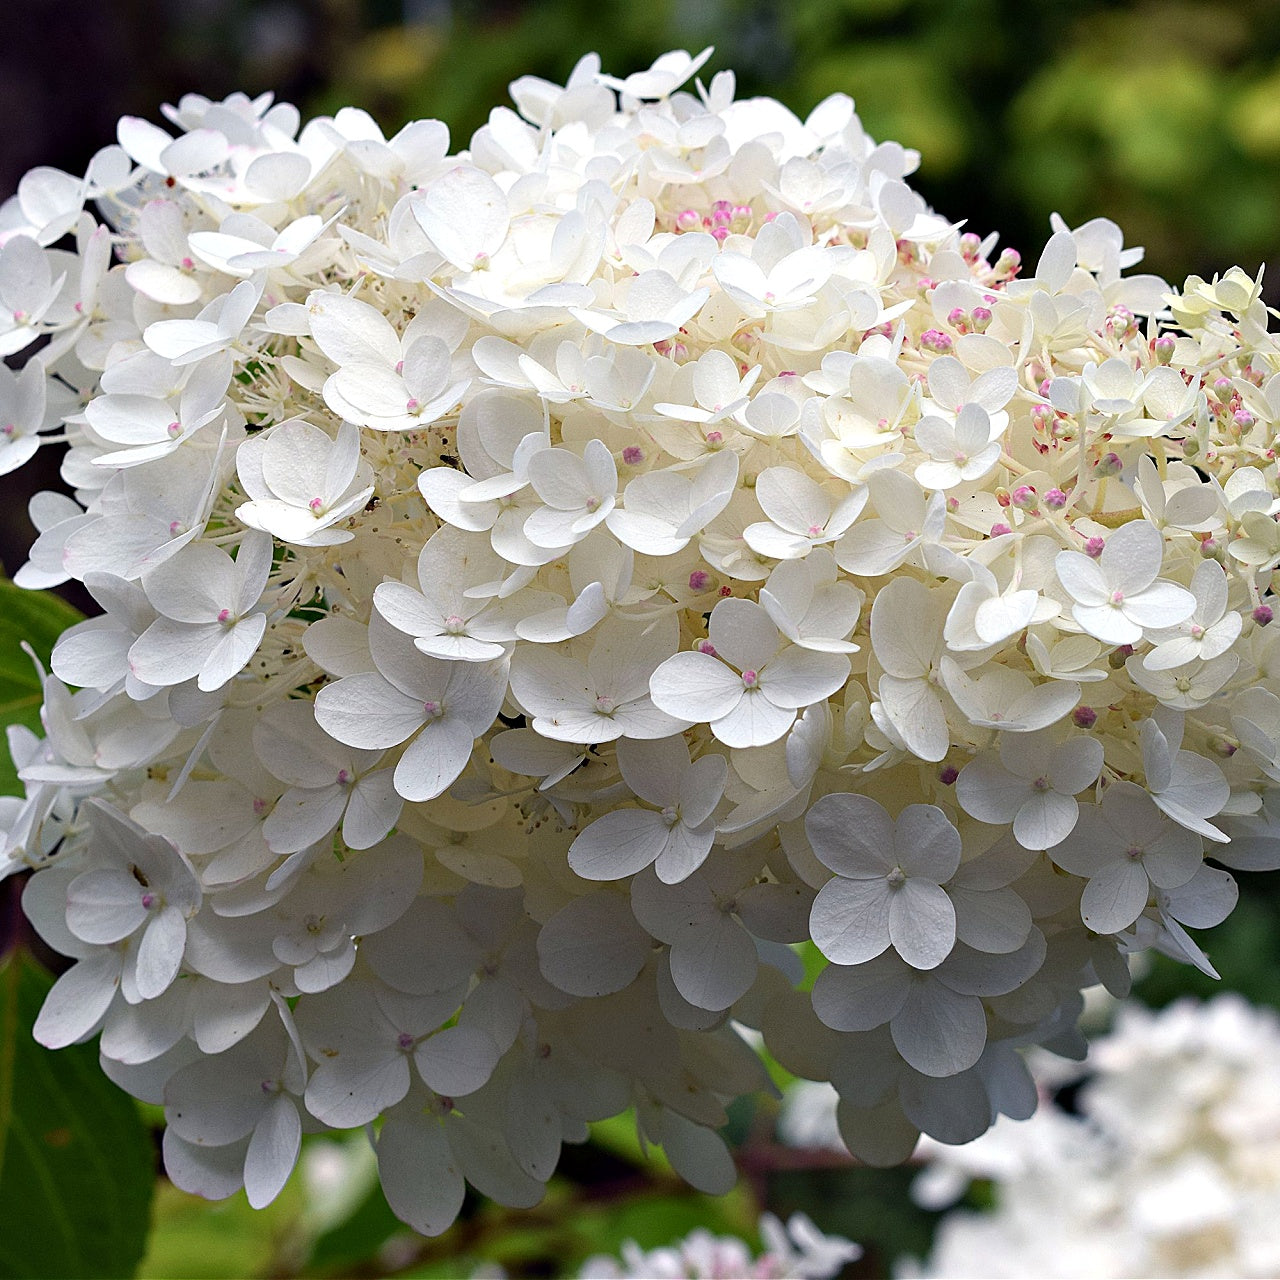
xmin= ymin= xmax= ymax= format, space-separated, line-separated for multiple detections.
xmin=903 ymin=995 xmax=1280 ymax=1278
xmin=4 ymin=46 xmax=1280 ymax=1229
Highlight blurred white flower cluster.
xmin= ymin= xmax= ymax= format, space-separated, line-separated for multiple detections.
xmin=579 ymin=1211 xmax=859 ymax=1280
xmin=4 ymin=44 xmax=1280 ymax=1231
xmin=905 ymin=994 xmax=1280 ymax=1278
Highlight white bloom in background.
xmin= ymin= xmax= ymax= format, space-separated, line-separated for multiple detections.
xmin=579 ymin=1211 xmax=859 ymax=1280
xmin=908 ymin=996 xmax=1280 ymax=1280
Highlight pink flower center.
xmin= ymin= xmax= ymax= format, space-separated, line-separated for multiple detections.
xmin=423 ymin=700 xmax=441 ymax=719
xmin=741 ymin=669 xmax=759 ymax=688
xmin=309 ymin=497 xmax=324 ymax=512
xmin=216 ymin=608 xmax=232 ymax=624
xmin=398 ymin=1032 xmax=415 ymax=1051
xmin=167 ymin=421 xmax=182 ymax=438
xmin=140 ymin=892 xmax=155 ymax=910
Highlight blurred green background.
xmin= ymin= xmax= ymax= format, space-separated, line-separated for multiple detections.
xmin=2 ymin=2 xmax=1280 ymax=1275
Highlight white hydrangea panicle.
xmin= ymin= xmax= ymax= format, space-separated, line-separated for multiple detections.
xmin=2 ymin=49 xmax=1279 ymax=1236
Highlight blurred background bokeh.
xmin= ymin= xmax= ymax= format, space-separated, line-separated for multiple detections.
xmin=3 ymin=3 xmax=1280 ymax=1276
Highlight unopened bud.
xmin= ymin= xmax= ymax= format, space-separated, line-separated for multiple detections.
xmin=1011 ymin=484 xmax=1037 ymax=510
xmin=993 ymin=247 xmax=1021 ymax=279
xmin=990 ymin=522 xmax=1012 ymax=537
xmin=920 ymin=328 xmax=953 ymax=354
xmin=1094 ymin=452 xmax=1123 ymax=477
xmin=1153 ymin=334 xmax=1176 ymax=364
xmin=1072 ymin=705 xmax=1097 ymax=729
xmin=1044 ymin=487 xmax=1069 ymax=510
xmin=938 ymin=764 xmax=959 ymax=785
xmin=1254 ymin=604 xmax=1274 ymax=626
xmin=970 ymin=305 xmax=992 ymax=332
xmin=1085 ymin=536 xmax=1106 ymax=558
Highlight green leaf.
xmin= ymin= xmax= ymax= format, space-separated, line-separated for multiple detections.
xmin=0 ymin=579 xmax=82 ymax=798
xmin=0 ymin=954 xmax=154 ymax=1279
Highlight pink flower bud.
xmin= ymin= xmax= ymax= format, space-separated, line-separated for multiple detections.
xmin=938 ymin=764 xmax=959 ymax=785
xmin=1085 ymin=536 xmax=1106 ymax=558
xmin=920 ymin=328 xmax=953 ymax=353
xmin=1153 ymin=334 xmax=1176 ymax=364
xmin=1044 ymin=487 xmax=1069 ymax=509
xmin=970 ymin=305 xmax=992 ymax=332
xmin=990 ymin=522 xmax=1012 ymax=537
xmin=1254 ymin=604 xmax=1274 ymax=626
xmin=1072 ymin=705 xmax=1097 ymax=729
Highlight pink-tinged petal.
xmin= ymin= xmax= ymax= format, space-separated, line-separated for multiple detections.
xmin=1080 ymin=860 xmax=1150 ymax=933
xmin=810 ymin=877 xmax=892 ymax=965
xmin=888 ymin=879 xmax=956 ymax=971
